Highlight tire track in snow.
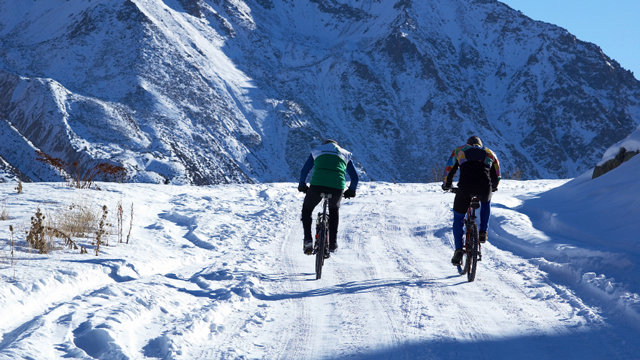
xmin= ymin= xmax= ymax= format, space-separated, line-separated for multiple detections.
xmin=273 ymin=189 xmax=461 ymax=358
xmin=265 ymin=200 xmax=315 ymax=360
xmin=272 ymin=183 xmax=620 ymax=358
xmin=342 ymin=192 xmax=491 ymax=350
xmin=328 ymin=203 xmax=403 ymax=357
xmin=187 ymin=186 xmax=304 ymax=360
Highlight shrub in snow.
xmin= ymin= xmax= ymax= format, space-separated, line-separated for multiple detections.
xmin=35 ymin=150 xmax=127 ymax=189
xmin=15 ymin=179 xmax=23 ymax=194
xmin=94 ymin=205 xmax=110 ymax=256
xmin=0 ymin=198 xmax=8 ymax=220
xmin=26 ymin=207 xmax=49 ymax=254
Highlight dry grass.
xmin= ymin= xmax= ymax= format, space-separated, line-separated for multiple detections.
xmin=46 ymin=196 xmax=109 ymax=255
xmin=9 ymin=225 xmax=16 ymax=278
xmin=49 ymin=199 xmax=100 ymax=238
xmin=117 ymin=200 xmax=123 ymax=244
xmin=0 ymin=199 xmax=9 ymax=220
xmin=126 ymin=203 xmax=134 ymax=244
xmin=15 ymin=179 xmax=23 ymax=194
xmin=6 ymin=194 xmax=129 ymax=265
xmin=503 ymin=168 xmax=524 ymax=180
xmin=94 ymin=205 xmax=109 ymax=256
xmin=429 ymin=162 xmax=445 ymax=183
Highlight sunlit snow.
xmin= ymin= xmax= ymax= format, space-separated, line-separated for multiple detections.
xmin=1 ymin=169 xmax=639 ymax=358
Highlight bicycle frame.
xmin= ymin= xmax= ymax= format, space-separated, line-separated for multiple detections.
xmin=464 ymin=196 xmax=481 ymax=251
xmin=449 ymin=188 xmax=482 ymax=282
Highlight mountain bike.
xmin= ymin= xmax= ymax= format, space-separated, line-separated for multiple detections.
xmin=313 ymin=193 xmax=332 ymax=280
xmin=450 ymin=187 xmax=482 ymax=282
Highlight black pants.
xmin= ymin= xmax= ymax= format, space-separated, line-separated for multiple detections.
xmin=301 ymin=185 xmax=343 ymax=244
xmin=452 ymin=185 xmax=492 ymax=214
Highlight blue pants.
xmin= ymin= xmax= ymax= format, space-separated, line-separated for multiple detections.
xmin=453 ymin=201 xmax=490 ymax=250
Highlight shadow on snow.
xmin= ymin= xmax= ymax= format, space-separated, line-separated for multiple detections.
xmin=319 ymin=326 xmax=638 ymax=360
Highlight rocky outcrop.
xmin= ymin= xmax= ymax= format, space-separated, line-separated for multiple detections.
xmin=592 ymin=147 xmax=639 ymax=179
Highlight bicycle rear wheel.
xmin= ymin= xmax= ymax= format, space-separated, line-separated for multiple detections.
xmin=315 ymin=216 xmax=328 ymax=280
xmin=467 ymin=222 xmax=479 ymax=282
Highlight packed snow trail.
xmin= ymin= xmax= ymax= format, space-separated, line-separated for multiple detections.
xmin=0 ymin=181 xmax=639 ymax=359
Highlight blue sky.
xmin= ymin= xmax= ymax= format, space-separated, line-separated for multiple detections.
xmin=499 ymin=0 xmax=640 ymax=79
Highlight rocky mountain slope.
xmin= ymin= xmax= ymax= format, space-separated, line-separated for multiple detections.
xmin=1 ymin=0 xmax=639 ymax=184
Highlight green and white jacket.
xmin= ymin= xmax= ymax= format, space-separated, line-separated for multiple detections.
xmin=299 ymin=143 xmax=359 ymax=190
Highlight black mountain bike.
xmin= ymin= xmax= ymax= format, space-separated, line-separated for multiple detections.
xmin=313 ymin=193 xmax=332 ymax=280
xmin=450 ymin=187 xmax=482 ymax=282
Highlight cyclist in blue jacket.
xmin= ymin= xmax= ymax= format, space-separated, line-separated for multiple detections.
xmin=442 ymin=136 xmax=501 ymax=266
xmin=298 ymin=140 xmax=359 ymax=255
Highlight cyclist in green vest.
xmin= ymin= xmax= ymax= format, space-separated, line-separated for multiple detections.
xmin=298 ymin=140 xmax=359 ymax=255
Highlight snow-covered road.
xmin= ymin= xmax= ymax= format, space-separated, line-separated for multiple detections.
xmin=1 ymin=180 xmax=639 ymax=359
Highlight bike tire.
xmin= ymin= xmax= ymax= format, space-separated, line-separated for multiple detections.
xmin=315 ymin=217 xmax=327 ymax=280
xmin=458 ymin=250 xmax=470 ymax=276
xmin=457 ymin=262 xmax=466 ymax=275
xmin=457 ymin=249 xmax=468 ymax=275
xmin=458 ymin=219 xmax=471 ymax=275
xmin=467 ymin=222 xmax=479 ymax=282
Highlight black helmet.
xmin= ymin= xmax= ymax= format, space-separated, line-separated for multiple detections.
xmin=323 ymin=139 xmax=338 ymax=145
xmin=467 ymin=136 xmax=482 ymax=147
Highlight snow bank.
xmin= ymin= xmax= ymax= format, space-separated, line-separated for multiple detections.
xmin=494 ymin=155 xmax=640 ymax=332
xmin=523 ymin=155 xmax=640 ymax=255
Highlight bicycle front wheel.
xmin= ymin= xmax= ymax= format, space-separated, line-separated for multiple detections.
xmin=458 ymin=222 xmax=471 ymax=276
xmin=457 ymin=251 xmax=469 ymax=275
xmin=315 ymin=219 xmax=327 ymax=280
xmin=467 ymin=222 xmax=479 ymax=282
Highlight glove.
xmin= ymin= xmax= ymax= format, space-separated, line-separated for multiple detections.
xmin=298 ymin=184 xmax=309 ymax=193
xmin=343 ymin=188 xmax=356 ymax=199
xmin=441 ymin=183 xmax=451 ymax=191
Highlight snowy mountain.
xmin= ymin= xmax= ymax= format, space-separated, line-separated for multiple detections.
xmin=1 ymin=0 xmax=640 ymax=184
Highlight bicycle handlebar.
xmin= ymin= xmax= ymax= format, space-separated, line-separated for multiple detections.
xmin=446 ymin=187 xmax=496 ymax=194
xmin=317 ymin=191 xmax=350 ymax=199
